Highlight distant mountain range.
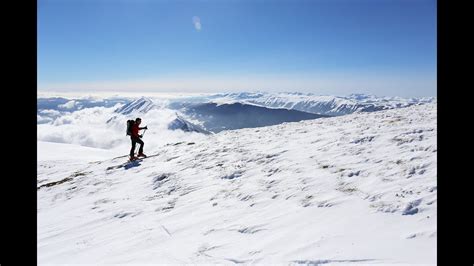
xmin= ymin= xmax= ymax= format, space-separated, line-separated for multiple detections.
xmin=38 ymin=92 xmax=436 ymax=134
xmin=203 ymin=92 xmax=436 ymax=116
xmin=112 ymin=97 xmax=327 ymax=133
xmin=181 ymin=102 xmax=328 ymax=133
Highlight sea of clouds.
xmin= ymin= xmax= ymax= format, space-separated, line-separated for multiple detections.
xmin=37 ymin=98 xmax=209 ymax=156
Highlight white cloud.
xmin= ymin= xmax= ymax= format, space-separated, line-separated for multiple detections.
xmin=37 ymin=103 xmax=208 ymax=154
xmin=37 ymin=115 xmax=53 ymax=124
xmin=39 ymin=109 xmax=62 ymax=116
xmin=58 ymin=100 xmax=76 ymax=109
xmin=192 ymin=16 xmax=201 ymax=31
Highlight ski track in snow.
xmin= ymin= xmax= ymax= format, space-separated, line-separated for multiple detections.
xmin=37 ymin=103 xmax=437 ymax=265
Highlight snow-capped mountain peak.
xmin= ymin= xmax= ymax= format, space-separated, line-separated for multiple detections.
xmin=168 ymin=114 xmax=211 ymax=135
xmin=114 ymin=97 xmax=156 ymax=115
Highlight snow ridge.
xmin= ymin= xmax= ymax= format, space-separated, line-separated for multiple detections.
xmin=114 ymin=97 xmax=156 ymax=115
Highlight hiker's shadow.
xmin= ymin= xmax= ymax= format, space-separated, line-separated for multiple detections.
xmin=124 ymin=160 xmax=141 ymax=170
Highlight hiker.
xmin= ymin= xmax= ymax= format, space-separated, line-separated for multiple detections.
xmin=129 ymin=118 xmax=148 ymax=160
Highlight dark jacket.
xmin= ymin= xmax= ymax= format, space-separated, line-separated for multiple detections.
xmin=131 ymin=123 xmax=140 ymax=138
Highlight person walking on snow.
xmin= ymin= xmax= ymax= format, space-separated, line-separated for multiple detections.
xmin=130 ymin=117 xmax=147 ymax=160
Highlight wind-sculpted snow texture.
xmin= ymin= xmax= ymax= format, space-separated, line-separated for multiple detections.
xmin=38 ymin=103 xmax=437 ymax=265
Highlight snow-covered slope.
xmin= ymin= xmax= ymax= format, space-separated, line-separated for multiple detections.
xmin=37 ymin=103 xmax=437 ymax=265
xmin=38 ymin=141 xmax=117 ymax=162
xmin=206 ymin=92 xmax=436 ymax=116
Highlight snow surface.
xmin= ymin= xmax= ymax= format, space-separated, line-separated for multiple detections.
xmin=38 ymin=141 xmax=117 ymax=162
xmin=38 ymin=103 xmax=437 ymax=265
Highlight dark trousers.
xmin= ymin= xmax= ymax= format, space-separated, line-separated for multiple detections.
xmin=130 ymin=137 xmax=144 ymax=157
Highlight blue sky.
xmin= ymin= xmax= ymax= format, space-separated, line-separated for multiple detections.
xmin=38 ymin=0 xmax=436 ymax=97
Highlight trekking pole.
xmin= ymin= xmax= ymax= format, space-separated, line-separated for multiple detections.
xmin=142 ymin=128 xmax=147 ymax=137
